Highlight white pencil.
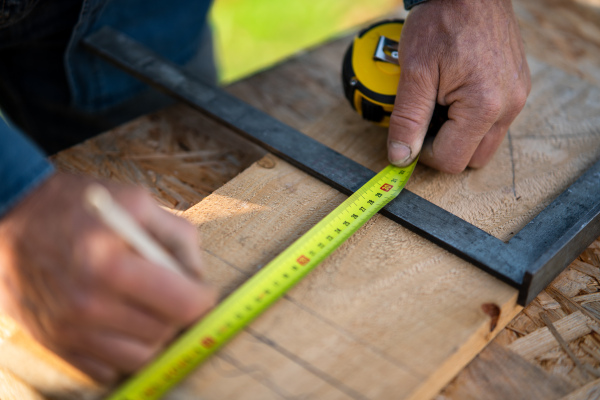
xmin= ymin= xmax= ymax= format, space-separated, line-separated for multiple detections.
xmin=84 ymin=184 xmax=184 ymax=276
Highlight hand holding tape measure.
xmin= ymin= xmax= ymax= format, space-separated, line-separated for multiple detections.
xmin=342 ymin=19 xmax=448 ymax=147
xmin=343 ymin=6 xmax=530 ymax=174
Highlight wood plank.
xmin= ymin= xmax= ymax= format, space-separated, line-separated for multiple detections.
xmin=181 ymin=156 xmax=520 ymax=400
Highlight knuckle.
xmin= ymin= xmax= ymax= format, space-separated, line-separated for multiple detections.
xmin=178 ymin=221 xmax=198 ymax=243
xmin=204 ymin=286 xmax=218 ymax=310
xmin=437 ymin=156 xmax=469 ymax=174
xmin=50 ymin=325 xmax=81 ymax=348
xmin=180 ymin=288 xmax=217 ymax=324
xmin=117 ymin=187 xmax=153 ymax=220
xmin=390 ymin=105 xmax=431 ymax=137
xmin=152 ymin=325 xmax=177 ymax=345
xmin=400 ymin=53 xmax=434 ymax=79
xmin=477 ymin=93 xmax=503 ymax=121
xmin=468 ymin=158 xmax=489 ymax=170
xmin=178 ymin=302 xmax=203 ymax=324
xmin=123 ymin=346 xmax=157 ymax=373
xmin=56 ymin=292 xmax=94 ymax=324
xmin=400 ymin=60 xmax=426 ymax=79
xmin=442 ymin=163 xmax=467 ymax=174
xmin=95 ymin=256 xmax=132 ymax=290
xmin=511 ymin=86 xmax=529 ymax=113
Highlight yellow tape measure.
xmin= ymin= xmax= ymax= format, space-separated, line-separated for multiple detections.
xmin=342 ymin=19 xmax=448 ymax=133
xmin=107 ymin=159 xmax=418 ymax=399
xmin=342 ymin=20 xmax=403 ymax=127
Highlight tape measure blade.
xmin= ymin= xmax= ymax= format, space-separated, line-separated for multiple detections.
xmin=107 ymin=159 xmax=417 ymax=400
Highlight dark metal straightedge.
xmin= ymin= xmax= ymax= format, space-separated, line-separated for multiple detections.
xmin=83 ymin=27 xmax=600 ymax=305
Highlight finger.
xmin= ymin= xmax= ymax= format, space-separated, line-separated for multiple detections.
xmin=419 ymin=95 xmax=500 ymax=173
xmin=143 ymin=205 xmax=205 ymax=280
xmin=78 ymin=294 xmax=177 ymax=346
xmin=58 ymin=352 xmax=117 ymax=385
xmin=468 ymin=123 xmax=509 ymax=169
xmin=61 ymin=328 xmax=160 ymax=374
xmin=388 ymin=61 xmax=438 ymax=166
xmin=101 ymin=253 xmax=217 ymax=326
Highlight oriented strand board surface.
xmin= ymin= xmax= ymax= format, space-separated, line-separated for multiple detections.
xmin=435 ymin=342 xmax=575 ymax=400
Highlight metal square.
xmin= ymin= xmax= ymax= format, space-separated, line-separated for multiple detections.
xmin=84 ymin=27 xmax=600 ymax=305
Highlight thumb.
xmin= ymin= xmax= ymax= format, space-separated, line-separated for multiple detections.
xmin=388 ymin=70 xmax=437 ymax=166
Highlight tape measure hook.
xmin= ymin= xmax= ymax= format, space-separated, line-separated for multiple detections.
xmin=374 ymin=36 xmax=399 ymax=65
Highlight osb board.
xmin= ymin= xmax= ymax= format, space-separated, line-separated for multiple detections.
xmin=438 ymin=243 xmax=600 ymax=400
xmin=52 ymin=105 xmax=265 ymax=211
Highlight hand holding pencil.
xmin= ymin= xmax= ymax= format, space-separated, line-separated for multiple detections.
xmin=0 ymin=173 xmax=217 ymax=384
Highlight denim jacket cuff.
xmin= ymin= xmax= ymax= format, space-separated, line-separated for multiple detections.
xmin=0 ymin=119 xmax=55 ymax=218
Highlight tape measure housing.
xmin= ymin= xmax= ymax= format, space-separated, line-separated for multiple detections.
xmin=342 ymin=20 xmax=404 ymax=127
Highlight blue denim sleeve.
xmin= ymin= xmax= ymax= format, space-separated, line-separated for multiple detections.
xmin=0 ymin=118 xmax=55 ymax=218
xmin=404 ymin=0 xmax=428 ymax=10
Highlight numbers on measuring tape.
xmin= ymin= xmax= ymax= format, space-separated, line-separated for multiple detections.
xmin=297 ymin=255 xmax=310 ymax=265
xmin=201 ymin=337 xmax=216 ymax=348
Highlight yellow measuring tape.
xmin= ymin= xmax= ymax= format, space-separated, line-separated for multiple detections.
xmin=107 ymin=159 xmax=418 ymax=399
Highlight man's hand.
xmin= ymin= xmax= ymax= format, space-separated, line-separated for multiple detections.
xmin=388 ymin=0 xmax=531 ymax=173
xmin=0 ymin=173 xmax=217 ymax=383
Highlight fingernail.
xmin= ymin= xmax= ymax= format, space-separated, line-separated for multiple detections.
xmin=389 ymin=141 xmax=411 ymax=165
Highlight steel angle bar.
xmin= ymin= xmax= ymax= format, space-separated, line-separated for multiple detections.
xmin=83 ymin=27 xmax=600 ymax=305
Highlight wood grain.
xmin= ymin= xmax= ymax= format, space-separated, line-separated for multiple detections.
xmin=177 ymin=155 xmax=520 ymax=400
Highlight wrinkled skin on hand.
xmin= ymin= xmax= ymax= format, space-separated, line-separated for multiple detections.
xmin=388 ymin=0 xmax=531 ymax=173
xmin=0 ymin=173 xmax=218 ymax=383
